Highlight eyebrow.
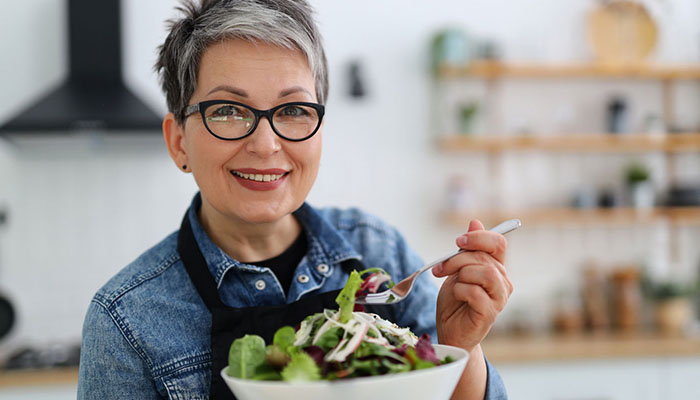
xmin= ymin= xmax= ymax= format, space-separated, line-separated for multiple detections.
xmin=207 ymin=85 xmax=248 ymax=97
xmin=279 ymin=86 xmax=313 ymax=98
xmin=206 ymin=85 xmax=313 ymax=99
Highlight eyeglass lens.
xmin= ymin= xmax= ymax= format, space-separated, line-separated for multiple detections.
xmin=203 ymin=103 xmax=320 ymax=140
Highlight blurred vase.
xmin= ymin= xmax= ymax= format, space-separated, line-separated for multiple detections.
xmin=629 ymin=181 xmax=655 ymax=210
xmin=430 ymin=28 xmax=471 ymax=73
xmin=655 ymin=298 xmax=691 ymax=336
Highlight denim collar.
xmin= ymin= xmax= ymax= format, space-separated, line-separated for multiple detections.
xmin=186 ymin=192 xmax=361 ymax=287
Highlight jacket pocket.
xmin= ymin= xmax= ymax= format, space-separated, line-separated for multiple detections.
xmin=160 ymin=362 xmax=210 ymax=400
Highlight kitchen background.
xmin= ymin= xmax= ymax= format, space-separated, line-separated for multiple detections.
xmin=0 ymin=0 xmax=699 ymax=398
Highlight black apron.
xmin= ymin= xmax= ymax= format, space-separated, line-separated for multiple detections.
xmin=176 ymin=211 xmax=396 ymax=399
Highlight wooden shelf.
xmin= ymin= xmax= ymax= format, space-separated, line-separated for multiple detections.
xmin=443 ymin=207 xmax=700 ymax=227
xmin=0 ymin=367 xmax=78 ymax=388
xmin=438 ymin=61 xmax=700 ymax=80
xmin=482 ymin=333 xmax=700 ymax=364
xmin=438 ymin=133 xmax=700 ymax=153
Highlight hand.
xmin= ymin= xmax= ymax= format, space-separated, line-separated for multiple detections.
xmin=432 ymin=219 xmax=513 ymax=351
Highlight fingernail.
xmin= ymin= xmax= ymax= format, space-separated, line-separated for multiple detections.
xmin=432 ymin=263 xmax=443 ymax=275
xmin=457 ymin=236 xmax=468 ymax=246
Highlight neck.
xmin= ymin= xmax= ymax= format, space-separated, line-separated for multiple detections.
xmin=198 ymin=200 xmax=302 ymax=263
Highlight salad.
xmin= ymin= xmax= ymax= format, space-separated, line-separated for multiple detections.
xmin=227 ymin=269 xmax=453 ymax=382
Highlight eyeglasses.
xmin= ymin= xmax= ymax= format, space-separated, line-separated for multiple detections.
xmin=182 ymin=100 xmax=325 ymax=142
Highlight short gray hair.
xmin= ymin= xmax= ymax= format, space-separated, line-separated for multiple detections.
xmin=155 ymin=0 xmax=328 ymax=124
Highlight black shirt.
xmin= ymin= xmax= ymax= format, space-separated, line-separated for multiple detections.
xmin=250 ymin=231 xmax=307 ymax=295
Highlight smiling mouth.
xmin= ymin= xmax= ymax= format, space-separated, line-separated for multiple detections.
xmin=231 ymin=170 xmax=288 ymax=182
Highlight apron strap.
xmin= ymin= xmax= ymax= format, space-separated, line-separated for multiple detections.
xmin=177 ymin=211 xmax=226 ymax=310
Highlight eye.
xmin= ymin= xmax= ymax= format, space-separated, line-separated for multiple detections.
xmin=278 ymin=105 xmax=310 ymax=117
xmin=206 ymin=104 xmax=251 ymax=122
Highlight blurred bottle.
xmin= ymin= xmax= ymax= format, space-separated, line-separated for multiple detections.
xmin=582 ymin=264 xmax=610 ymax=333
xmin=643 ymin=113 xmax=666 ymax=135
xmin=610 ymin=266 xmax=642 ymax=333
xmin=552 ymin=287 xmax=584 ymax=335
xmin=347 ymin=61 xmax=366 ymax=99
xmin=607 ymin=97 xmax=627 ymax=134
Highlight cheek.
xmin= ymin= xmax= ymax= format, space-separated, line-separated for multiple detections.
xmin=288 ymin=137 xmax=322 ymax=189
xmin=306 ymin=137 xmax=322 ymax=176
xmin=187 ymin=129 xmax=237 ymax=168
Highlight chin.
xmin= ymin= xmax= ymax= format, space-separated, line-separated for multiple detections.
xmin=237 ymin=201 xmax=296 ymax=224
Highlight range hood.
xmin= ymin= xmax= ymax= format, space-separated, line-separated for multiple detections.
xmin=0 ymin=0 xmax=162 ymax=133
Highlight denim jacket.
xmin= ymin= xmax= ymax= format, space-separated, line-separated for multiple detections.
xmin=78 ymin=194 xmax=507 ymax=399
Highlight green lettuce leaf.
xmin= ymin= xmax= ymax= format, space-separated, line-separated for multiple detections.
xmin=264 ymin=344 xmax=290 ymax=368
xmin=280 ymin=351 xmax=321 ymax=381
xmin=251 ymin=363 xmax=283 ymax=381
xmin=405 ymin=347 xmax=437 ymax=370
xmin=273 ymin=326 xmax=296 ymax=353
xmin=314 ymin=326 xmax=343 ymax=351
xmin=335 ymin=270 xmax=362 ymax=323
xmin=228 ymin=334 xmax=267 ymax=379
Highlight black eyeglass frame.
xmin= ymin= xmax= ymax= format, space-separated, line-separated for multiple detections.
xmin=182 ymin=100 xmax=325 ymax=142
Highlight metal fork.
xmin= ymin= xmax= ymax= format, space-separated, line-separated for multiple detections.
xmin=355 ymin=219 xmax=521 ymax=305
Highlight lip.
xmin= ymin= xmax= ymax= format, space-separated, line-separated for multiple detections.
xmin=231 ymin=168 xmax=289 ymax=191
xmin=234 ymin=168 xmax=289 ymax=175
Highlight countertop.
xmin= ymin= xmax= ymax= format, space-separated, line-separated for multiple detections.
xmin=482 ymin=333 xmax=700 ymax=364
xmin=1 ymin=333 xmax=699 ymax=387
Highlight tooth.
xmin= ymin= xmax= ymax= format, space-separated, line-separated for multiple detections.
xmin=255 ymin=174 xmax=263 ymax=181
xmin=263 ymin=174 xmax=271 ymax=182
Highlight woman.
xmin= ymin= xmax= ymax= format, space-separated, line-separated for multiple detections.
xmin=78 ymin=1 xmax=512 ymax=399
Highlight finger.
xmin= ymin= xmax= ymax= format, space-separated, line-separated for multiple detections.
xmin=455 ymin=230 xmax=508 ymax=264
xmin=433 ymin=248 xmax=508 ymax=280
xmin=455 ymin=265 xmax=510 ymax=307
xmin=440 ymin=250 xmax=508 ymax=278
xmin=452 ymin=282 xmax=497 ymax=321
xmin=435 ymin=253 xmax=514 ymax=298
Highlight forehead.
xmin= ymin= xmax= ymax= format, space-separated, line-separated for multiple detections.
xmin=195 ymin=38 xmax=315 ymax=100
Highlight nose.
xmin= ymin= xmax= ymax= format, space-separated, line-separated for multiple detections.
xmin=244 ymin=116 xmax=281 ymax=157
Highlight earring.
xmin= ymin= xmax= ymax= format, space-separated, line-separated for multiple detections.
xmin=181 ymin=164 xmax=187 ymax=170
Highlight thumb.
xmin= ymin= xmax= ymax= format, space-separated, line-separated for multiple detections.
xmin=454 ymin=220 xmax=485 ymax=247
xmin=468 ymin=219 xmax=485 ymax=232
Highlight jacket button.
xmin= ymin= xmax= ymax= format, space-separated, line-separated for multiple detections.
xmin=297 ymin=274 xmax=310 ymax=284
xmin=316 ymin=264 xmax=329 ymax=273
xmin=255 ymin=280 xmax=266 ymax=290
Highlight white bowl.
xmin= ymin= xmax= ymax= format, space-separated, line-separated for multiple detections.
xmin=221 ymin=344 xmax=469 ymax=400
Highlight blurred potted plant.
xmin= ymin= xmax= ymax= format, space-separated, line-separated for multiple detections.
xmin=625 ymin=163 xmax=654 ymax=209
xmin=645 ymin=279 xmax=697 ymax=336
xmin=458 ymin=102 xmax=478 ymax=135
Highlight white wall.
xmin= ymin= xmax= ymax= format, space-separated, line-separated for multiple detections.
xmin=0 ymin=0 xmax=699 ymax=347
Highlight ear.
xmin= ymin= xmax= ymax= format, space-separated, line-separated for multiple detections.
xmin=163 ymin=112 xmax=188 ymax=171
